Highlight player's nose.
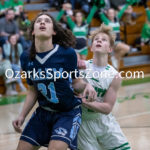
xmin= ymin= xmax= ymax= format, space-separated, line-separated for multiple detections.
xmin=40 ymin=20 xmax=45 ymax=25
xmin=97 ymin=39 xmax=102 ymax=43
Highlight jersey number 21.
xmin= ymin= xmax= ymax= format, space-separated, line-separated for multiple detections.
xmin=38 ymin=82 xmax=59 ymax=104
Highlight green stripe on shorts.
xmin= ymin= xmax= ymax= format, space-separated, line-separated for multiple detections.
xmin=122 ymin=147 xmax=131 ymax=150
xmin=110 ymin=142 xmax=130 ymax=150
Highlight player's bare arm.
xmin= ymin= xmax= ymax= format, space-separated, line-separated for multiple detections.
xmin=82 ymin=74 xmax=122 ymax=114
xmin=12 ymin=85 xmax=38 ymax=133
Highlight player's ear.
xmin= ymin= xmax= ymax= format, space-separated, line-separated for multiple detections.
xmin=90 ymin=42 xmax=94 ymax=52
xmin=32 ymin=31 xmax=34 ymax=35
xmin=90 ymin=46 xmax=94 ymax=52
xmin=108 ymin=46 xmax=113 ymax=53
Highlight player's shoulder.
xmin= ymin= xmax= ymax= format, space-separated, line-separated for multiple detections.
xmin=106 ymin=64 xmax=118 ymax=73
xmin=20 ymin=50 xmax=31 ymax=70
xmin=20 ymin=50 xmax=30 ymax=60
xmin=59 ymin=45 xmax=76 ymax=59
xmin=85 ymin=59 xmax=93 ymax=67
xmin=20 ymin=50 xmax=30 ymax=66
xmin=106 ymin=64 xmax=120 ymax=81
xmin=59 ymin=45 xmax=75 ymax=54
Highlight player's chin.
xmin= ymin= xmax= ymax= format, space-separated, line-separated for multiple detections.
xmin=36 ymin=33 xmax=51 ymax=39
xmin=94 ymin=48 xmax=103 ymax=53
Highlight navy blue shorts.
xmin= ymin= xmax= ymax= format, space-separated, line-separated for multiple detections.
xmin=20 ymin=106 xmax=82 ymax=150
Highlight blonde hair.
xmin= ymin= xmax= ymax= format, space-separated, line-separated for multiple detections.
xmin=89 ymin=23 xmax=116 ymax=47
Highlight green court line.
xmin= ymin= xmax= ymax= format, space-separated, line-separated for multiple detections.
xmin=0 ymin=95 xmax=26 ymax=106
xmin=117 ymin=92 xmax=150 ymax=103
xmin=1 ymin=92 xmax=150 ymax=105
xmin=122 ymin=76 xmax=150 ymax=86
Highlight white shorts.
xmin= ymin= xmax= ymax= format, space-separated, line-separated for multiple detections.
xmin=78 ymin=113 xmax=131 ymax=150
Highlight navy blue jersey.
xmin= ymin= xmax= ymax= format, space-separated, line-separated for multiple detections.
xmin=20 ymin=44 xmax=81 ymax=111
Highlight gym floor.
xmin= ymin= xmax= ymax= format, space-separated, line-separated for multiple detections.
xmin=0 ymin=82 xmax=150 ymax=150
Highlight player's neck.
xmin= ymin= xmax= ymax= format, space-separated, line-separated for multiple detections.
xmin=93 ymin=53 xmax=108 ymax=67
xmin=77 ymin=22 xmax=82 ymax=26
xmin=35 ymin=38 xmax=54 ymax=53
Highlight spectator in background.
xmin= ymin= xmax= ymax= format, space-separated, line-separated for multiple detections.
xmin=10 ymin=0 xmax=24 ymax=16
xmin=0 ymin=8 xmax=19 ymax=47
xmin=122 ymin=5 xmax=137 ymax=25
xmin=0 ymin=8 xmax=29 ymax=50
xmin=108 ymin=0 xmax=142 ymax=26
xmin=0 ymin=0 xmax=11 ymax=18
xmin=57 ymin=2 xmax=98 ymax=60
xmin=99 ymin=3 xmax=131 ymax=41
xmin=135 ymin=0 xmax=150 ymax=46
xmin=3 ymin=34 xmax=26 ymax=92
xmin=141 ymin=1 xmax=150 ymax=46
xmin=56 ymin=2 xmax=74 ymax=29
xmin=0 ymin=46 xmax=18 ymax=96
xmin=17 ymin=7 xmax=31 ymax=50
xmin=121 ymin=3 xmax=143 ymax=25
xmin=98 ymin=0 xmax=139 ymax=69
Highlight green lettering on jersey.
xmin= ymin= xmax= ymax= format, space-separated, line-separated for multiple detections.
xmin=94 ymin=87 xmax=106 ymax=97
xmin=105 ymin=65 xmax=110 ymax=70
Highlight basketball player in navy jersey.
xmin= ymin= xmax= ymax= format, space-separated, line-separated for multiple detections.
xmin=12 ymin=12 xmax=97 ymax=150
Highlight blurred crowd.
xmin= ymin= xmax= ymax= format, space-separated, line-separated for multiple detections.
xmin=54 ymin=0 xmax=150 ymax=68
xmin=0 ymin=0 xmax=30 ymax=96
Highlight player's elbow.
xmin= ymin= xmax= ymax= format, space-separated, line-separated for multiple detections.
xmin=104 ymin=110 xmax=111 ymax=115
xmin=102 ymin=105 xmax=113 ymax=115
xmin=96 ymin=108 xmax=111 ymax=115
xmin=108 ymin=106 xmax=113 ymax=114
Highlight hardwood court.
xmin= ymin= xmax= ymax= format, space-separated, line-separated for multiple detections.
xmin=113 ymin=82 xmax=150 ymax=150
xmin=0 ymin=82 xmax=150 ymax=150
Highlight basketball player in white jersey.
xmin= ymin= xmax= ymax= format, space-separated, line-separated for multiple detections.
xmin=78 ymin=24 xmax=132 ymax=150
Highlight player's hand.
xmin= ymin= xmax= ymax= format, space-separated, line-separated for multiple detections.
xmin=77 ymin=59 xmax=86 ymax=69
xmin=82 ymin=97 xmax=89 ymax=104
xmin=12 ymin=116 xmax=25 ymax=133
xmin=83 ymin=83 xmax=97 ymax=102
xmin=62 ymin=3 xmax=72 ymax=11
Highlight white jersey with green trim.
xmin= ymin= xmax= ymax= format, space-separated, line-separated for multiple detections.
xmin=81 ymin=59 xmax=118 ymax=120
